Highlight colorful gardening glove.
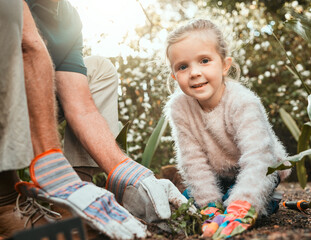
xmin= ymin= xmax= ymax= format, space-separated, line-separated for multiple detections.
xmin=201 ymin=201 xmax=225 ymax=236
xmin=202 ymin=200 xmax=257 ymax=239
xmin=201 ymin=201 xmax=225 ymax=218
xmin=105 ymin=158 xmax=190 ymax=223
xmin=15 ymin=149 xmax=147 ymax=240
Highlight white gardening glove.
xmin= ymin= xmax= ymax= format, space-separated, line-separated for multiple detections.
xmin=106 ymin=158 xmax=189 ymax=223
xmin=16 ymin=149 xmax=147 ymax=240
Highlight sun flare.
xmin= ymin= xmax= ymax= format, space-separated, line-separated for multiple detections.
xmin=68 ymin=0 xmax=155 ymax=57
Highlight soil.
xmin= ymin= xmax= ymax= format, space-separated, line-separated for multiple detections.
xmin=52 ymin=165 xmax=311 ymax=240
xmin=84 ymin=182 xmax=311 ymax=240
xmin=142 ymin=182 xmax=311 ymax=240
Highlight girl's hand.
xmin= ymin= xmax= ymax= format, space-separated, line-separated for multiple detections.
xmin=201 ymin=201 xmax=225 ymax=237
xmin=202 ymin=200 xmax=257 ymax=239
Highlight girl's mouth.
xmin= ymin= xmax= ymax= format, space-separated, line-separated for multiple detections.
xmin=191 ymin=82 xmax=208 ymax=88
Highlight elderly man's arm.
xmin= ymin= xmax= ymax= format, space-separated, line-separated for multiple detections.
xmin=55 ymin=71 xmax=190 ymax=223
xmin=55 ymin=71 xmax=125 ymax=173
xmin=22 ymin=1 xmax=60 ymax=155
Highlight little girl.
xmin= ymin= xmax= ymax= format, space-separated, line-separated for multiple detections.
xmin=164 ymin=19 xmax=291 ymax=221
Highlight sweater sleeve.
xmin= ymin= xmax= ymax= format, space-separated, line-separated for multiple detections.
xmin=164 ymin=96 xmax=223 ymax=207
xmin=224 ymin=96 xmax=282 ymax=215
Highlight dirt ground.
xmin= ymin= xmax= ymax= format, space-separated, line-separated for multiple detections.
xmin=141 ymin=182 xmax=311 ymax=240
xmin=43 ymin=165 xmax=311 ymax=240
xmin=87 ymin=182 xmax=311 ymax=240
xmin=85 ymin=181 xmax=311 ymax=240
xmin=135 ymin=183 xmax=311 ymax=240
xmin=5 ymin=166 xmax=310 ymax=240
xmin=231 ymin=182 xmax=311 ymax=240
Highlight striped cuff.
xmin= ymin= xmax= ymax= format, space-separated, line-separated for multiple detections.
xmin=30 ymin=149 xmax=81 ymax=195
xmin=52 ymin=182 xmax=129 ymax=224
xmin=105 ymin=158 xmax=153 ymax=203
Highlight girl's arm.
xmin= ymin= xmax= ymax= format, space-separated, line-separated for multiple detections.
xmin=165 ymin=98 xmax=222 ymax=207
xmin=225 ymin=98 xmax=286 ymax=215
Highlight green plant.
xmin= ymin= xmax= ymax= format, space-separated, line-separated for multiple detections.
xmin=169 ymin=198 xmax=208 ymax=237
xmin=116 ymin=116 xmax=168 ymax=169
xmin=17 ymin=167 xmax=31 ymax=182
xmin=278 ymin=105 xmax=311 ymax=188
xmin=116 ymin=121 xmax=131 ymax=154
xmin=141 ymin=115 xmax=168 ymax=168
xmin=267 ymin=12 xmax=311 ymax=189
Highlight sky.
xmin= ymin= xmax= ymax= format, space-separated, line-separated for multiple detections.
xmin=68 ymin=0 xmax=155 ymax=57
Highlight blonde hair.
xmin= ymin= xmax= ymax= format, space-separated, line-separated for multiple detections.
xmin=165 ymin=19 xmax=240 ymax=92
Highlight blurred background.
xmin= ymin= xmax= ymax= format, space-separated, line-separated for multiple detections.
xmin=68 ymin=0 xmax=311 ymax=179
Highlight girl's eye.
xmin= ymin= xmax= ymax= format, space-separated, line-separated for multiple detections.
xmin=201 ymin=58 xmax=209 ymax=64
xmin=178 ymin=65 xmax=187 ymax=71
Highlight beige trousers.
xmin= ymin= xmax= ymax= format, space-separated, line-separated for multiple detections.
xmin=0 ymin=0 xmax=34 ymax=172
xmin=64 ymin=55 xmax=119 ymax=168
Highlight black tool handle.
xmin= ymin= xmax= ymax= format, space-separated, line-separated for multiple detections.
xmin=283 ymin=200 xmax=309 ymax=210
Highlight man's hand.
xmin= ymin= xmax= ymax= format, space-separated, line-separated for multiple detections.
xmin=106 ymin=158 xmax=189 ymax=223
xmin=16 ymin=149 xmax=147 ymax=240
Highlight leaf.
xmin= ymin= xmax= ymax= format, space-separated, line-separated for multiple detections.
xmin=141 ymin=116 xmax=168 ymax=168
xmin=308 ymin=95 xmax=311 ymax=121
xmin=267 ymin=148 xmax=311 ymax=175
xmin=179 ymin=203 xmax=189 ymax=212
xmin=180 ymin=221 xmax=187 ymax=229
xmin=285 ymin=19 xmax=311 ymax=44
xmin=279 ymin=108 xmax=301 ymax=142
xmin=92 ymin=172 xmax=107 ymax=187
xmin=285 ymin=65 xmax=299 ymax=79
xmin=116 ymin=121 xmax=130 ymax=153
xmin=296 ymin=122 xmax=311 ymax=188
xmin=169 ymin=198 xmax=202 ymax=235
xmin=287 ymin=148 xmax=311 ymax=162
xmin=17 ymin=167 xmax=31 ymax=182
xmin=267 ymin=164 xmax=293 ymax=175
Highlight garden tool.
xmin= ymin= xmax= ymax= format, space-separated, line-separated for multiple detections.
xmin=283 ymin=200 xmax=310 ymax=214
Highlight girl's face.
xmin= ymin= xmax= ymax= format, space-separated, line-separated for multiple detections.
xmin=168 ymin=31 xmax=232 ymax=111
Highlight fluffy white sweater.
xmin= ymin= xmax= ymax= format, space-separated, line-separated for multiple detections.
xmin=164 ymin=80 xmax=291 ymax=215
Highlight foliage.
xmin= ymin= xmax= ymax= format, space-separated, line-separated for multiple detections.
xmin=267 ymin=149 xmax=311 ymax=174
xmin=268 ymin=104 xmax=311 ymax=188
xmin=116 ymin=121 xmax=131 ymax=154
xmin=268 ymin=11 xmax=311 ymax=188
xmin=82 ymin=1 xmax=311 ymax=175
xmin=92 ymin=172 xmax=107 ymax=187
xmin=116 ymin=116 xmax=168 ymax=169
xmin=17 ymin=167 xmax=31 ymax=182
xmin=110 ymin=55 xmax=173 ymax=173
xmin=169 ymin=198 xmax=208 ymax=237
xmin=141 ymin=116 xmax=168 ymax=168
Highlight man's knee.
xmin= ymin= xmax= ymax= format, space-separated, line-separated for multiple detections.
xmin=84 ymin=55 xmax=118 ymax=87
xmin=83 ymin=56 xmax=119 ymax=136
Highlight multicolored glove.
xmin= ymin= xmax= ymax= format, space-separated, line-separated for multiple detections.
xmin=15 ymin=149 xmax=147 ymax=240
xmin=201 ymin=201 xmax=225 ymax=218
xmin=201 ymin=201 xmax=225 ymax=236
xmin=202 ymin=200 xmax=257 ymax=239
xmin=106 ymin=158 xmax=189 ymax=223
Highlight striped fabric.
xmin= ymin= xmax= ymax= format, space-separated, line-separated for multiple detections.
xmin=52 ymin=182 xmax=128 ymax=224
xmin=15 ymin=149 xmax=149 ymax=238
xmin=30 ymin=149 xmax=81 ymax=195
xmin=106 ymin=158 xmax=153 ymax=203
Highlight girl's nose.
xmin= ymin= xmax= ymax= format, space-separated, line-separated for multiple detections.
xmin=190 ymin=66 xmax=202 ymax=78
